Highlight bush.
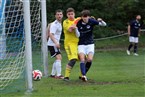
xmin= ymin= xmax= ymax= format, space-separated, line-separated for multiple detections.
xmin=93 ymin=26 xmax=118 ymax=38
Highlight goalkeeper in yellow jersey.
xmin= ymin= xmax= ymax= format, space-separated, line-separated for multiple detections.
xmin=63 ymin=8 xmax=80 ymax=81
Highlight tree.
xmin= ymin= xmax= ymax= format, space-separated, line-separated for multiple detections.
xmin=46 ymin=0 xmax=145 ymax=37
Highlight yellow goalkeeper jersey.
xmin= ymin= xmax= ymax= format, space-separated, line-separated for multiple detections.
xmin=63 ymin=19 xmax=79 ymax=46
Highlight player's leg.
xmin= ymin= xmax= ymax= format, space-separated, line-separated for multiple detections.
xmin=50 ymin=62 xmax=56 ymax=77
xmin=128 ymin=43 xmax=133 ymax=51
xmin=48 ymin=46 xmax=57 ymax=77
xmin=78 ymin=45 xmax=86 ymax=76
xmin=64 ymin=44 xmax=78 ymax=81
xmin=85 ymin=44 xmax=94 ymax=75
xmin=64 ymin=59 xmax=77 ymax=81
xmin=134 ymin=37 xmax=139 ymax=56
xmin=134 ymin=43 xmax=138 ymax=56
xmin=79 ymin=52 xmax=87 ymax=82
xmin=79 ymin=52 xmax=86 ymax=76
xmin=127 ymin=36 xmax=134 ymax=55
xmin=86 ymin=53 xmax=93 ymax=74
xmin=55 ymin=54 xmax=64 ymax=79
xmin=78 ymin=45 xmax=88 ymax=82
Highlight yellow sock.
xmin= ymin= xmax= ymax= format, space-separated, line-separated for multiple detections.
xmin=64 ymin=66 xmax=71 ymax=78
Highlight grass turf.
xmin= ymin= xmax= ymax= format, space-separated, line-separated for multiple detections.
xmin=1 ymin=49 xmax=144 ymax=97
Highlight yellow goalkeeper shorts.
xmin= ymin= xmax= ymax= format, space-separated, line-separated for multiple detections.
xmin=64 ymin=43 xmax=78 ymax=60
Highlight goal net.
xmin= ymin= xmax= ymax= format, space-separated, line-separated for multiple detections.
xmin=0 ymin=0 xmax=45 ymax=92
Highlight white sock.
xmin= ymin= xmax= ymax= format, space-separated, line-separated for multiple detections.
xmin=51 ymin=62 xmax=56 ymax=75
xmin=55 ymin=60 xmax=61 ymax=76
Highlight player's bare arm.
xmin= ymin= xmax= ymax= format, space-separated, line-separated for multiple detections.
xmin=49 ymin=33 xmax=60 ymax=48
xmin=128 ymin=25 xmax=131 ymax=36
xmin=46 ymin=23 xmax=51 ymax=40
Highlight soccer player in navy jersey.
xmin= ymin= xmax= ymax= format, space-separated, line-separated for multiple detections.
xmin=75 ymin=10 xmax=106 ymax=81
xmin=127 ymin=15 xmax=141 ymax=56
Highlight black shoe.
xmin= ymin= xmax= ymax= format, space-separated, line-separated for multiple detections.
xmin=63 ymin=77 xmax=69 ymax=81
xmin=79 ymin=76 xmax=82 ymax=79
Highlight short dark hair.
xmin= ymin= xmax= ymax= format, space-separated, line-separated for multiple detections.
xmin=136 ymin=15 xmax=141 ymax=17
xmin=81 ymin=10 xmax=90 ymax=17
xmin=66 ymin=8 xmax=75 ymax=13
xmin=55 ymin=9 xmax=63 ymax=14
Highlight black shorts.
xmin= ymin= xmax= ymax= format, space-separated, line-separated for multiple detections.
xmin=48 ymin=46 xmax=61 ymax=57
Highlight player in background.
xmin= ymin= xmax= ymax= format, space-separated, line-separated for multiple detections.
xmin=75 ymin=10 xmax=106 ymax=81
xmin=127 ymin=15 xmax=142 ymax=56
xmin=47 ymin=9 xmax=64 ymax=79
xmin=63 ymin=8 xmax=80 ymax=81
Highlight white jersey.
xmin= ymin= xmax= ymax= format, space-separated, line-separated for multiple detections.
xmin=47 ymin=20 xmax=62 ymax=46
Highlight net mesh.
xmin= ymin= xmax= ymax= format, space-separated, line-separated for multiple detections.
xmin=0 ymin=0 xmax=42 ymax=92
xmin=30 ymin=0 xmax=43 ymax=73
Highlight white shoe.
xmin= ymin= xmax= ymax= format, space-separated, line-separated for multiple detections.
xmin=126 ymin=50 xmax=130 ymax=55
xmin=134 ymin=53 xmax=139 ymax=56
xmin=81 ymin=76 xmax=87 ymax=82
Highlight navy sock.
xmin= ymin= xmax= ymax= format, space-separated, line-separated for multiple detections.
xmin=134 ymin=43 xmax=138 ymax=53
xmin=128 ymin=43 xmax=133 ymax=51
xmin=85 ymin=61 xmax=92 ymax=74
xmin=80 ymin=62 xmax=86 ymax=76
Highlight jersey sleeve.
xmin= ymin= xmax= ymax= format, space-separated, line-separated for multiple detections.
xmin=90 ymin=18 xmax=99 ymax=25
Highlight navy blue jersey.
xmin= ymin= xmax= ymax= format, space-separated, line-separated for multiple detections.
xmin=77 ymin=18 xmax=99 ymax=45
xmin=129 ymin=20 xmax=141 ymax=37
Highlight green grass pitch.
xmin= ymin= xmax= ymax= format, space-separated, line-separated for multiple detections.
xmin=2 ymin=48 xmax=144 ymax=97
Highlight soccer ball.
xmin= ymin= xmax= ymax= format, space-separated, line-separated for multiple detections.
xmin=32 ymin=70 xmax=42 ymax=81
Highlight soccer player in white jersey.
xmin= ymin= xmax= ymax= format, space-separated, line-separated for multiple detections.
xmin=47 ymin=9 xmax=64 ymax=79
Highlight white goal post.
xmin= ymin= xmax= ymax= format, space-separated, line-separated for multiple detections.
xmin=40 ymin=0 xmax=48 ymax=78
xmin=23 ymin=0 xmax=33 ymax=91
xmin=24 ymin=0 xmax=48 ymax=91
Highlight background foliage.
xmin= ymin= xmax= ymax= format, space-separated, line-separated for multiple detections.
xmin=46 ymin=0 xmax=145 ymax=38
